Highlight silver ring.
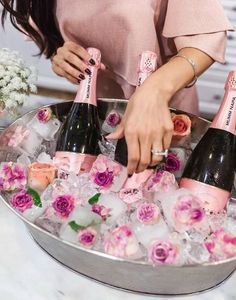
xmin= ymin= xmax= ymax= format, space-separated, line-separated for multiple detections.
xmin=151 ymin=149 xmax=168 ymax=157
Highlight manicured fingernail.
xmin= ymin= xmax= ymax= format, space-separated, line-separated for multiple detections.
xmin=79 ymin=74 xmax=85 ymax=80
xmin=85 ymin=68 xmax=91 ymax=75
xmin=128 ymin=174 xmax=132 ymax=178
xmin=89 ymin=59 xmax=96 ymax=65
xmin=77 ymin=79 xmax=81 ymax=84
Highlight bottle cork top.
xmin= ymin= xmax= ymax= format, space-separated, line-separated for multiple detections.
xmin=138 ymin=51 xmax=158 ymax=74
xmin=87 ymin=48 xmax=101 ymax=66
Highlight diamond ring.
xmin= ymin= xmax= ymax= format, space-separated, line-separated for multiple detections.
xmin=151 ymin=149 xmax=168 ymax=157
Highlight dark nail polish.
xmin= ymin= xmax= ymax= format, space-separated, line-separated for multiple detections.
xmin=79 ymin=74 xmax=85 ymax=80
xmin=85 ymin=68 xmax=91 ymax=75
xmin=77 ymin=79 xmax=81 ymax=84
xmin=89 ymin=59 xmax=96 ymax=65
xmin=128 ymin=174 xmax=132 ymax=178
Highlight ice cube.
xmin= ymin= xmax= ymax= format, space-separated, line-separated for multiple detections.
xmin=98 ymin=137 xmax=117 ymax=160
xmin=17 ymin=153 xmax=32 ymax=166
xmin=132 ymin=218 xmax=170 ymax=247
xmin=101 ymin=110 xmax=121 ymax=133
xmin=28 ymin=116 xmax=61 ymax=141
xmin=67 ymin=207 xmax=102 ymax=227
xmin=20 ymin=129 xmax=43 ymax=157
xmin=98 ymin=193 xmax=126 ymax=224
xmin=207 ymin=210 xmax=227 ymax=232
xmin=90 ymin=154 xmax=127 ymax=193
xmin=35 ymin=216 xmax=62 ymax=236
xmin=224 ymin=217 xmax=236 ymax=236
xmin=167 ymin=147 xmax=186 ymax=178
xmin=160 ymin=188 xmax=205 ymax=233
xmin=183 ymin=240 xmax=210 ymax=264
xmin=60 ymin=221 xmax=100 ymax=245
xmin=227 ymin=199 xmax=236 ymax=219
xmin=37 ymin=152 xmax=53 ymax=163
xmin=22 ymin=202 xmax=48 ymax=222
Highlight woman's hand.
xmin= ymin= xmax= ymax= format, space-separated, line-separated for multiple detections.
xmin=51 ymin=41 xmax=100 ymax=84
xmin=107 ymin=77 xmax=174 ymax=175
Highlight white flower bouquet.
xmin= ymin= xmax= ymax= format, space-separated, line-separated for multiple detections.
xmin=0 ymin=48 xmax=37 ymax=115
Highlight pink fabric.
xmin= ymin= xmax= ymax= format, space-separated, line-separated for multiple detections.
xmin=55 ymin=0 xmax=234 ymax=115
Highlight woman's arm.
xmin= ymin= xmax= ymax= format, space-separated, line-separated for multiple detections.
xmin=151 ymin=47 xmax=214 ymax=97
xmin=108 ymin=48 xmax=214 ymax=175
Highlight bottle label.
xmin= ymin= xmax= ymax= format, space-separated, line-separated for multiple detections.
xmin=54 ymin=151 xmax=97 ymax=176
xmin=226 ymin=96 xmax=236 ymax=126
xmin=210 ymin=91 xmax=236 ymax=134
xmin=74 ymin=69 xmax=98 ymax=106
xmin=74 ymin=48 xmax=101 ymax=106
xmin=180 ymin=178 xmax=230 ymax=213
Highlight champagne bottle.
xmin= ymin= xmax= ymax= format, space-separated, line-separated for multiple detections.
xmin=114 ymin=51 xmax=158 ymax=167
xmin=55 ymin=48 xmax=102 ymax=175
xmin=180 ymin=71 xmax=236 ymax=213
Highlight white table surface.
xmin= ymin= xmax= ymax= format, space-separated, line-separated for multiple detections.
xmin=0 ymin=200 xmax=235 ymax=300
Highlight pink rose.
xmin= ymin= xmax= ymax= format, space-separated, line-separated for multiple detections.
xmin=90 ymin=155 xmax=123 ymax=189
xmin=172 ymin=113 xmax=191 ymax=137
xmin=205 ymin=229 xmax=236 ymax=259
xmin=145 ymin=170 xmax=178 ymax=193
xmin=0 ymin=162 xmax=27 ymax=191
xmin=36 ymin=108 xmax=52 ymax=123
xmin=148 ymin=240 xmax=178 ymax=265
xmin=119 ymin=188 xmax=143 ymax=204
xmin=106 ymin=111 xmax=121 ymax=127
xmin=78 ymin=227 xmax=97 ymax=248
xmin=92 ymin=204 xmax=112 ymax=221
xmin=52 ymin=194 xmax=75 ymax=218
xmin=136 ymin=202 xmax=160 ymax=224
xmin=165 ymin=153 xmax=181 ymax=172
xmin=103 ymin=224 xmax=140 ymax=258
xmin=173 ymin=195 xmax=205 ymax=229
xmin=94 ymin=170 xmax=114 ymax=188
xmin=10 ymin=190 xmax=33 ymax=213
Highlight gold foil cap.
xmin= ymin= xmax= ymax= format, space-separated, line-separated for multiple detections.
xmin=225 ymin=71 xmax=236 ymax=90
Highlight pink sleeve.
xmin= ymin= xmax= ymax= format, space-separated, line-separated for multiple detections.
xmin=162 ymin=0 xmax=234 ymax=63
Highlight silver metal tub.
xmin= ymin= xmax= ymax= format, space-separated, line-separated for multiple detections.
xmin=0 ymin=98 xmax=236 ymax=296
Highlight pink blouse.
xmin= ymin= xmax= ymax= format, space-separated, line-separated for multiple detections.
xmin=55 ymin=0 xmax=234 ymax=115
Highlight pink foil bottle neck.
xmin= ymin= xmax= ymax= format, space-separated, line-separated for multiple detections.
xmin=74 ymin=48 xmax=101 ymax=106
xmin=210 ymin=71 xmax=236 ymax=134
xmin=136 ymin=51 xmax=158 ymax=87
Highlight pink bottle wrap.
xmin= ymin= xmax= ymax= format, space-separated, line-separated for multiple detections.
xmin=123 ymin=170 xmax=153 ymax=189
xmin=54 ymin=151 xmax=97 ymax=175
xmin=211 ymin=71 xmax=236 ymax=134
xmin=180 ymin=178 xmax=230 ymax=213
xmin=136 ymin=51 xmax=158 ymax=87
xmin=74 ymin=48 xmax=101 ymax=106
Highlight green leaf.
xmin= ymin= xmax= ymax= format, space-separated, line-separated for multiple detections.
xmin=88 ymin=193 xmax=101 ymax=205
xmin=27 ymin=188 xmax=42 ymax=208
xmin=68 ymin=221 xmax=85 ymax=232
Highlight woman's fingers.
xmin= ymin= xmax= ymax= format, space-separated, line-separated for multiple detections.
xmin=106 ymin=123 xmax=124 ymax=140
xmin=126 ymin=131 xmax=140 ymax=175
xmin=51 ymin=62 xmax=80 ymax=84
xmin=136 ymin=134 xmax=152 ymax=173
xmin=64 ymin=41 xmax=91 ymax=63
xmin=52 ymin=41 xmax=106 ymax=83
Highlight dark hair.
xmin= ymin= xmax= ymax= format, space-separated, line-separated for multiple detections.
xmin=0 ymin=0 xmax=64 ymax=58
